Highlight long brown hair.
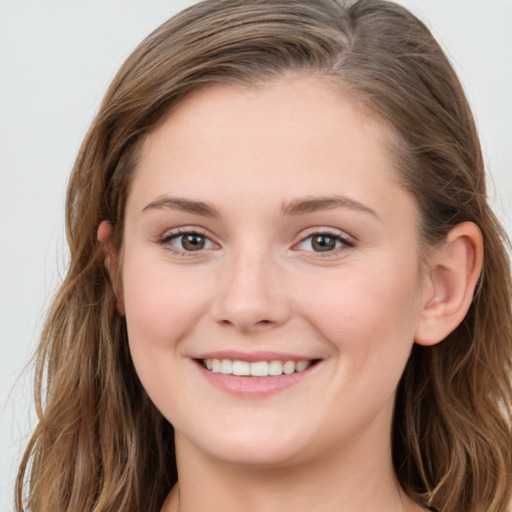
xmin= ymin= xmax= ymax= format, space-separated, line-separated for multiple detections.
xmin=16 ymin=1 xmax=512 ymax=511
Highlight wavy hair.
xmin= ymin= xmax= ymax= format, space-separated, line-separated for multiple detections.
xmin=16 ymin=1 xmax=512 ymax=511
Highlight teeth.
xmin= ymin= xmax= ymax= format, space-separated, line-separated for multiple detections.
xmin=296 ymin=360 xmax=310 ymax=372
xmin=220 ymin=359 xmax=232 ymax=374
xmin=232 ymin=360 xmax=250 ymax=376
xmin=203 ymin=358 xmax=313 ymax=377
xmin=269 ymin=360 xmax=284 ymax=376
xmin=250 ymin=361 xmax=269 ymax=377
xmin=283 ymin=361 xmax=295 ymax=375
xmin=211 ymin=359 xmax=221 ymax=373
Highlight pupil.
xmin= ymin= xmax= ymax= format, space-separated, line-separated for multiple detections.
xmin=312 ymin=235 xmax=335 ymax=252
xmin=182 ymin=234 xmax=205 ymax=251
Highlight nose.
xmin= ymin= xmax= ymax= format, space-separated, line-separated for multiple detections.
xmin=210 ymin=248 xmax=292 ymax=333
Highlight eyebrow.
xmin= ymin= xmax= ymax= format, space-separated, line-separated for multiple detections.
xmin=282 ymin=195 xmax=377 ymax=217
xmin=142 ymin=197 xmax=220 ymax=217
xmin=141 ymin=194 xmax=377 ymax=218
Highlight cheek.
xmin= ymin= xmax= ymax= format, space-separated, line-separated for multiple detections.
xmin=298 ymin=258 xmax=422 ymax=374
xmin=121 ymin=251 xmax=211 ymax=366
xmin=120 ymin=255 xmax=216 ymax=422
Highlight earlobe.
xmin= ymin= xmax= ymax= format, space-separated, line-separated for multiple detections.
xmin=415 ymin=222 xmax=483 ymax=346
xmin=97 ymin=220 xmax=125 ymax=316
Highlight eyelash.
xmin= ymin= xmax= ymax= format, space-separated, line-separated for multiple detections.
xmin=294 ymin=229 xmax=354 ymax=257
xmin=159 ymin=228 xmax=218 ymax=257
xmin=158 ymin=227 xmax=355 ymax=258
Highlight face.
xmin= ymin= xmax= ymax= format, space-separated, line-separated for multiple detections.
xmin=118 ymin=77 xmax=430 ymax=468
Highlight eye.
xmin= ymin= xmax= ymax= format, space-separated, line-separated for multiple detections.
xmin=296 ymin=231 xmax=353 ymax=253
xmin=160 ymin=229 xmax=218 ymax=254
xmin=173 ymin=232 xmax=208 ymax=251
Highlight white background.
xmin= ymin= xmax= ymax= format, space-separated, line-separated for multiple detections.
xmin=1 ymin=1 xmax=511 ymax=509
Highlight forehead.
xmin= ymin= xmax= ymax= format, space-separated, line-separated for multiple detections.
xmin=128 ymin=77 xmax=409 ymax=219
xmin=144 ymin=78 xmax=387 ymax=161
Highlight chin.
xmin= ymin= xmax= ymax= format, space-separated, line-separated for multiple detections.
xmin=207 ymin=442 xmax=304 ymax=468
xmin=180 ymin=421 xmax=316 ymax=468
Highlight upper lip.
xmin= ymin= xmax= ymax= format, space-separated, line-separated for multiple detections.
xmin=194 ymin=350 xmax=320 ymax=363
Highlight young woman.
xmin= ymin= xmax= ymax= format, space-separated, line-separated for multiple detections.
xmin=15 ymin=1 xmax=512 ymax=511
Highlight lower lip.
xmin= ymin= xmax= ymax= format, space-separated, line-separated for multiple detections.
xmin=195 ymin=361 xmax=319 ymax=398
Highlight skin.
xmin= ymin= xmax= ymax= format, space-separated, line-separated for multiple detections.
xmin=99 ymin=76 xmax=483 ymax=512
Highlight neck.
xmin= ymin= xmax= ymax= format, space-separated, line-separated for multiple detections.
xmin=162 ymin=430 xmax=424 ymax=512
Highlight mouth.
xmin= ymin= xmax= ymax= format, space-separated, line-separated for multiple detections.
xmin=194 ymin=353 xmax=322 ymax=397
xmin=198 ymin=358 xmax=319 ymax=377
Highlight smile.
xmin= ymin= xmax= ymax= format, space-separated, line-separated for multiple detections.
xmin=195 ymin=354 xmax=322 ymax=397
xmin=202 ymin=358 xmax=314 ymax=377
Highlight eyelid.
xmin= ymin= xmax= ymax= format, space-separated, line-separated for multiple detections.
xmin=158 ymin=226 xmax=221 ymax=256
xmin=159 ymin=226 xmax=207 ymax=242
xmin=292 ymin=227 xmax=355 ymax=254
xmin=156 ymin=225 xmax=354 ymax=258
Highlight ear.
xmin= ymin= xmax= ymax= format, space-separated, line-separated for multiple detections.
xmin=97 ymin=220 xmax=125 ymax=315
xmin=415 ymin=222 xmax=483 ymax=346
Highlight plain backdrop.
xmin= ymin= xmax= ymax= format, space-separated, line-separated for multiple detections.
xmin=1 ymin=1 xmax=511 ymax=509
